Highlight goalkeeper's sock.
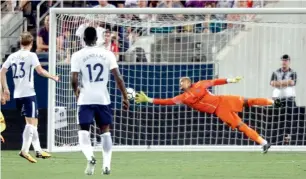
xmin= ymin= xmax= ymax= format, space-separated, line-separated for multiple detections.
xmin=21 ymin=124 xmax=34 ymax=153
xmin=239 ymin=123 xmax=267 ymax=146
xmin=101 ymin=132 xmax=112 ymax=171
xmin=247 ymin=98 xmax=273 ymax=107
xmin=78 ymin=130 xmax=94 ymax=161
xmin=31 ymin=126 xmax=42 ymax=152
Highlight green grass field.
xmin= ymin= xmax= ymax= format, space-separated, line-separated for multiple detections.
xmin=1 ymin=151 xmax=306 ymax=179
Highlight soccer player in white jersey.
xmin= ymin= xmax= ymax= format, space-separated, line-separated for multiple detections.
xmin=71 ymin=27 xmax=129 ymax=175
xmin=0 ymin=32 xmax=59 ymax=163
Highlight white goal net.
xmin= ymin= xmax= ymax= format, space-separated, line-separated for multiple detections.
xmin=48 ymin=8 xmax=306 ymax=152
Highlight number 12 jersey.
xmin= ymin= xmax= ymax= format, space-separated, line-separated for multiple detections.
xmin=71 ymin=46 xmax=118 ymax=105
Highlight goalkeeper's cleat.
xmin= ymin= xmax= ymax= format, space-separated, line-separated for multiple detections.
xmin=262 ymin=143 xmax=271 ymax=154
xmin=273 ymin=99 xmax=283 ymax=108
xmin=19 ymin=152 xmax=37 ymax=163
xmin=36 ymin=151 xmax=51 ymax=159
xmin=102 ymin=167 xmax=111 ymax=175
xmin=85 ymin=156 xmax=96 ymax=175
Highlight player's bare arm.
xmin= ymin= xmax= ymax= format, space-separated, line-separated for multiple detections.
xmin=35 ymin=65 xmax=59 ymax=81
xmin=0 ymin=67 xmax=10 ymax=101
xmin=71 ymin=72 xmax=80 ymax=99
xmin=111 ymin=68 xmax=129 ymax=110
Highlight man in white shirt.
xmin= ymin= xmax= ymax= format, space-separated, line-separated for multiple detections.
xmin=76 ymin=21 xmax=106 ymax=48
xmin=270 ymin=54 xmax=297 ymax=107
xmin=0 ymin=32 xmax=59 ymax=163
xmin=71 ymin=27 xmax=129 ymax=175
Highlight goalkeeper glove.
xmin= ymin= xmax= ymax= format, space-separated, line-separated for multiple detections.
xmin=227 ymin=76 xmax=243 ymax=83
xmin=135 ymin=91 xmax=152 ymax=103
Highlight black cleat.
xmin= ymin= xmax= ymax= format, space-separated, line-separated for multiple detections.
xmin=262 ymin=143 xmax=271 ymax=154
xmin=103 ymin=167 xmax=111 ymax=175
xmin=274 ymin=99 xmax=283 ymax=108
xmin=90 ymin=156 xmax=96 ymax=165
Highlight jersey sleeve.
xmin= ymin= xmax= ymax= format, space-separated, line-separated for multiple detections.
xmin=70 ymin=53 xmax=80 ymax=72
xmin=2 ymin=56 xmax=11 ymax=69
xmin=31 ymin=53 xmax=41 ymax=68
xmin=153 ymin=94 xmax=184 ymax=105
xmin=109 ymin=52 xmax=119 ymax=70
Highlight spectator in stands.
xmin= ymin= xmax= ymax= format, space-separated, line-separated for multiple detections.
xmin=94 ymin=0 xmax=117 ymax=22
xmin=216 ymin=0 xmax=234 ymax=20
xmin=157 ymin=0 xmax=183 ymax=8
xmin=157 ymin=0 xmax=184 ymax=22
xmin=270 ymin=54 xmax=297 ymax=107
xmin=94 ymin=0 xmax=116 ymax=8
xmin=103 ymin=29 xmax=112 ymax=50
xmin=76 ymin=20 xmax=106 ymax=47
xmin=111 ymin=36 xmax=119 ymax=61
xmin=36 ymin=15 xmax=49 ymax=52
xmin=125 ymin=0 xmax=138 ymax=7
xmin=149 ymin=0 xmax=159 ymax=7
xmin=137 ymin=0 xmax=152 ymax=21
xmin=185 ymin=0 xmax=217 ymax=7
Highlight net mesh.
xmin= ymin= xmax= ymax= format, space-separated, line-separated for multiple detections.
xmin=51 ymin=12 xmax=306 ymax=150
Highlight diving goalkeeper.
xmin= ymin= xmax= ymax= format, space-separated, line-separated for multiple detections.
xmin=135 ymin=77 xmax=282 ymax=153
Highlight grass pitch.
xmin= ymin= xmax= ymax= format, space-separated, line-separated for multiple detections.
xmin=1 ymin=151 xmax=306 ymax=179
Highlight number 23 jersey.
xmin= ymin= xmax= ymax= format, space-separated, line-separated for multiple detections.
xmin=71 ymin=46 xmax=118 ymax=105
xmin=2 ymin=49 xmax=40 ymax=98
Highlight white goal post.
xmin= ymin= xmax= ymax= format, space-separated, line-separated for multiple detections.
xmin=48 ymin=8 xmax=306 ymax=152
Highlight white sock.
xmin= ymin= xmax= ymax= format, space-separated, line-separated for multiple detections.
xmin=101 ymin=132 xmax=112 ymax=171
xmin=21 ymin=124 xmax=34 ymax=153
xmin=261 ymin=139 xmax=268 ymax=146
xmin=31 ymin=126 xmax=42 ymax=152
xmin=78 ymin=130 xmax=94 ymax=161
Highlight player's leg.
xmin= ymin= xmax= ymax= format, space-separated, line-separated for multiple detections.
xmin=78 ymin=105 xmax=96 ymax=175
xmin=216 ymin=109 xmax=271 ymax=153
xmin=244 ymin=98 xmax=282 ymax=107
xmin=96 ymin=105 xmax=113 ymax=175
xmin=16 ymin=97 xmax=37 ymax=163
xmin=26 ymin=96 xmax=51 ymax=159
xmin=231 ymin=112 xmax=271 ymax=153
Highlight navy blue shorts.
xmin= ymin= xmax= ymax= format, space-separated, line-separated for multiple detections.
xmin=78 ymin=105 xmax=113 ymax=126
xmin=16 ymin=96 xmax=38 ymax=118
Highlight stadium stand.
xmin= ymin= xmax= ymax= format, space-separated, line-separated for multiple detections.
xmin=1 ymin=0 xmax=269 ymax=63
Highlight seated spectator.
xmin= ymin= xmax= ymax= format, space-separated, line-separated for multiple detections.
xmin=137 ymin=0 xmax=151 ymax=21
xmin=94 ymin=0 xmax=116 ymax=8
xmin=157 ymin=0 xmax=183 ymax=8
xmin=216 ymin=0 xmax=234 ymax=21
xmin=186 ymin=0 xmax=217 ymax=8
xmin=149 ymin=0 xmax=159 ymax=7
xmin=110 ymin=36 xmax=119 ymax=61
xmin=125 ymin=0 xmax=138 ymax=7
xmin=94 ymin=0 xmax=117 ymax=20
xmin=102 ymin=29 xmax=112 ymax=50
xmin=36 ymin=15 xmax=49 ymax=52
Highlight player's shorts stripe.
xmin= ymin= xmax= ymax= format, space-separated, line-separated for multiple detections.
xmin=32 ymin=101 xmax=35 ymax=118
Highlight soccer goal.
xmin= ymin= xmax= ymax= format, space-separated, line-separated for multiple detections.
xmin=48 ymin=8 xmax=306 ymax=152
